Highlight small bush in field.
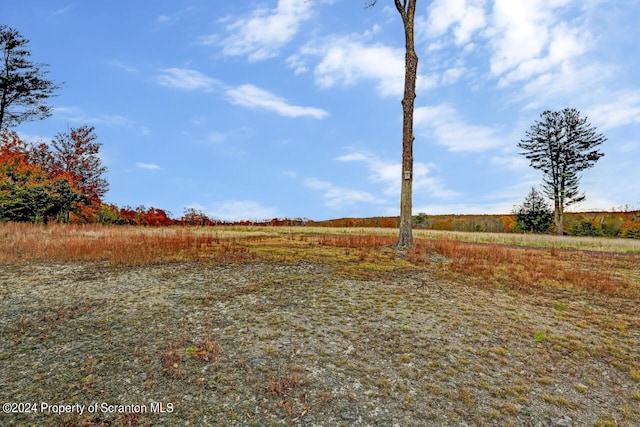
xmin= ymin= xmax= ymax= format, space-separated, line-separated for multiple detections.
xmin=568 ymin=220 xmax=604 ymax=237
xmin=622 ymin=220 xmax=640 ymax=239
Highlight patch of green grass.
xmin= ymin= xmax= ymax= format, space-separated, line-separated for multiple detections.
xmin=554 ymin=301 xmax=568 ymax=313
xmin=533 ymin=330 xmax=547 ymax=342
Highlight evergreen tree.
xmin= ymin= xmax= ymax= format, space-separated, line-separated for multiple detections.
xmin=518 ymin=108 xmax=605 ymax=235
xmin=514 ymin=187 xmax=554 ymax=233
xmin=0 ymin=25 xmax=60 ymax=130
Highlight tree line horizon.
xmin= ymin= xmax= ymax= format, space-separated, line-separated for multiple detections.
xmin=2 ymin=22 xmax=637 ymax=238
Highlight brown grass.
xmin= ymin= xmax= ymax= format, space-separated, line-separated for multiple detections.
xmin=1 ymin=223 xmax=639 ymax=425
xmin=1 ymin=222 xmax=637 ymax=299
xmin=0 ymin=222 xmax=257 ymax=265
xmin=407 ymin=238 xmax=639 ymax=298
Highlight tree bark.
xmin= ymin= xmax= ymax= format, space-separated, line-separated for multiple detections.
xmin=395 ymin=0 xmax=417 ymax=247
xmin=554 ymin=200 xmax=563 ymax=235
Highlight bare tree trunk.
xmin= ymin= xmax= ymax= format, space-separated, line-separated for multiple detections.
xmin=556 ymin=205 xmax=564 ymax=236
xmin=366 ymin=0 xmax=418 ymax=246
xmin=396 ymin=0 xmax=417 ymax=247
xmin=554 ymin=201 xmax=563 ymax=235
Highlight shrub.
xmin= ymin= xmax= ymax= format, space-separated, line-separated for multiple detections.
xmin=568 ymin=220 xmax=604 ymax=237
xmin=413 ymin=212 xmax=430 ymax=227
xmin=621 ymin=220 xmax=640 ymax=239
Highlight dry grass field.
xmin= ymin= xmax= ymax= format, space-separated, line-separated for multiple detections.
xmin=0 ymin=223 xmax=638 ymax=426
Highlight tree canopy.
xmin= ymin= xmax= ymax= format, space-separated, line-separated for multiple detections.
xmin=0 ymin=25 xmax=60 ymax=130
xmin=51 ymin=125 xmax=109 ymax=203
xmin=518 ymin=108 xmax=605 ymax=235
xmin=0 ymin=127 xmax=106 ymax=223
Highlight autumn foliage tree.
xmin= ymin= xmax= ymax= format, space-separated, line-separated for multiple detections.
xmin=52 ymin=125 xmax=108 ymax=203
xmin=0 ymin=126 xmax=107 ymax=223
xmin=0 ymin=132 xmax=80 ymax=222
xmin=181 ymin=207 xmax=216 ymax=226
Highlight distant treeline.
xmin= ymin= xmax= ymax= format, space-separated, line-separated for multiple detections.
xmin=3 ymin=196 xmax=640 ymax=239
xmin=308 ymin=212 xmax=640 ymax=239
xmin=92 ymin=205 xmax=310 ymax=228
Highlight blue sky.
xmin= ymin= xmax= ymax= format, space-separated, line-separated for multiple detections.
xmin=3 ymin=0 xmax=639 ymax=221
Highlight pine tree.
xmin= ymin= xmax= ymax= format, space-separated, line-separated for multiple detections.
xmin=0 ymin=25 xmax=60 ymax=130
xmin=518 ymin=108 xmax=605 ymax=235
xmin=514 ymin=187 xmax=553 ymax=233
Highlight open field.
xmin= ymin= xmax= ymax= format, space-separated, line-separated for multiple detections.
xmin=0 ymin=223 xmax=639 ymax=426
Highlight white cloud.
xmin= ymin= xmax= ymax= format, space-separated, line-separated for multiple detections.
xmin=136 ymin=162 xmax=161 ymax=170
xmin=303 ymin=177 xmax=384 ymax=208
xmin=157 ymin=68 xmax=221 ymax=92
xmin=417 ymin=0 xmax=604 ymax=110
xmin=336 ymin=152 xmax=401 ymax=195
xmin=197 ymin=200 xmax=280 ymax=222
xmin=336 ymin=151 xmax=459 ymax=200
xmin=487 ymin=0 xmax=551 ymax=77
xmin=214 ymin=0 xmax=314 ymax=61
xmin=489 ymin=154 xmax=529 ymax=171
xmin=206 ymin=132 xmax=228 ymax=144
xmin=441 ymin=66 xmax=467 ymax=85
xmin=515 ymin=62 xmax=612 ymax=111
xmin=106 ymin=60 xmax=138 ymax=73
xmin=287 ymin=35 xmax=404 ymax=96
xmin=156 ymin=70 xmax=326 ymax=119
xmin=424 ymin=0 xmax=488 ymax=46
xmin=156 ymin=7 xmax=195 ymax=25
xmin=311 ymin=39 xmax=405 ymax=96
xmin=414 ymin=104 xmax=504 ymax=152
xmin=588 ymin=90 xmax=640 ymax=130
xmin=486 ymin=0 xmax=589 ymax=88
xmin=290 ymin=32 xmax=437 ymax=97
xmin=52 ymin=5 xmax=73 ymax=15
xmin=498 ymin=22 xmax=589 ymax=87
xmin=156 ymin=15 xmax=171 ymax=25
xmin=225 ymin=84 xmax=328 ymax=119
xmin=54 ymin=107 xmax=134 ymax=128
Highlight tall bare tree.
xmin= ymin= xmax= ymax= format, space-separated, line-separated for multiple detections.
xmin=368 ymin=0 xmax=418 ymax=246
xmin=0 ymin=25 xmax=60 ymax=130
